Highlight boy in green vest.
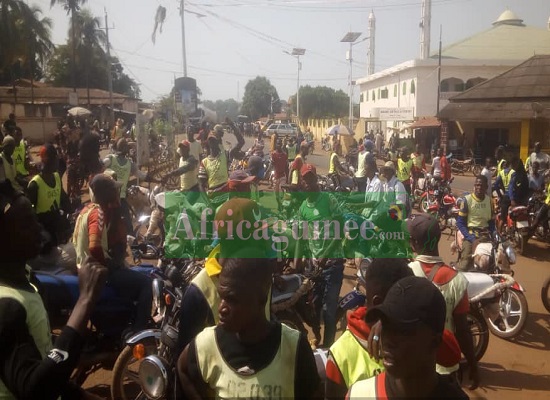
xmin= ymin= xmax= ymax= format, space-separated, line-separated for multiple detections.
xmin=177 ymin=247 xmax=320 ymax=399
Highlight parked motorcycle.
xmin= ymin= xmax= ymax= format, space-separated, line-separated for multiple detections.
xmin=452 ymin=232 xmax=528 ymax=339
xmin=427 ymin=189 xmax=459 ymax=233
xmin=35 ymin=265 xmax=156 ymax=386
xmin=528 ymin=193 xmax=550 ymax=243
xmin=496 ymin=205 xmax=530 ymax=255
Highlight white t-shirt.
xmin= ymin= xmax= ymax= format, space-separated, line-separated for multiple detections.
xmin=432 ymin=156 xmax=442 ymax=177
xmin=480 ymin=167 xmax=492 ymax=196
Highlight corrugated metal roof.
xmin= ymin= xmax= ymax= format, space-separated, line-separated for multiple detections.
xmin=431 ymin=24 xmax=550 ymax=61
xmin=0 ymin=86 xmax=130 ymax=105
xmin=439 ymin=101 xmax=550 ymax=121
xmin=410 ymin=116 xmax=441 ymax=129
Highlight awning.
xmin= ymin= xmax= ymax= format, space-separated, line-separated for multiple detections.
xmin=409 ymin=116 xmax=441 ymax=129
xmin=439 ymin=101 xmax=550 ymax=121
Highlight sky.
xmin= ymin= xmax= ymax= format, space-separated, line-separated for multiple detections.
xmin=33 ymin=0 xmax=550 ymax=103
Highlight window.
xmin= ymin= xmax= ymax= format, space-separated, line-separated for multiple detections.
xmin=410 ymin=80 xmax=416 ymax=95
xmin=402 ymin=82 xmax=407 ymax=95
xmin=372 ymin=91 xmax=375 ymax=101
xmin=360 ymin=93 xmax=364 ymax=102
xmin=381 ymin=87 xmax=389 ymax=99
xmin=394 ymin=85 xmax=397 ymax=97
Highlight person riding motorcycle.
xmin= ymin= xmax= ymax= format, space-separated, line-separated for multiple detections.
xmin=456 ymin=175 xmax=495 ymax=271
xmin=0 ymin=179 xmax=108 ymax=400
xmin=72 ymin=173 xmax=152 ymax=332
xmin=529 ymin=174 xmax=550 ymax=239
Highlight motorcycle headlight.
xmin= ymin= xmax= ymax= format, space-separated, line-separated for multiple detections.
xmin=505 ymin=246 xmax=517 ymax=265
xmin=152 ymin=279 xmax=166 ymax=318
xmin=139 ymin=355 xmax=169 ymax=400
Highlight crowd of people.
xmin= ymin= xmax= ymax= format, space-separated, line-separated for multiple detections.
xmin=1 ymin=110 xmax=549 ymax=399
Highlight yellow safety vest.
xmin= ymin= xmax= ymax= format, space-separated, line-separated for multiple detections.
xmin=30 ymin=173 xmax=61 ymax=214
xmin=1 ymin=152 xmax=21 ymax=191
xmin=192 ymin=245 xmax=271 ymax=323
xmin=329 ymin=152 xmax=338 ymax=174
xmin=195 ymin=324 xmax=299 ymax=399
xmin=465 ymin=194 xmax=492 ymax=229
xmin=107 ymin=155 xmax=132 ymax=198
xmin=412 ymin=153 xmax=424 ymax=169
xmin=189 ymin=141 xmax=202 ymax=162
xmin=0 ymin=280 xmax=52 ymax=399
xmin=329 ymin=330 xmax=384 ymax=388
xmin=72 ymin=204 xmax=109 ymax=267
xmin=356 ymin=151 xmax=368 ymax=178
xmin=410 ymin=259 xmax=468 ymax=375
xmin=498 ymin=168 xmax=514 ymax=191
xmin=545 ymin=182 xmax=550 ymax=206
xmin=179 ymin=157 xmax=198 ymax=191
xmin=347 ymin=375 xmax=379 ymax=399
xmin=397 ymin=158 xmax=413 ymax=182
xmin=13 ymin=141 xmax=28 ymax=176
xmin=203 ymin=156 xmax=228 ymax=189
xmin=497 ymin=159 xmax=506 ymax=176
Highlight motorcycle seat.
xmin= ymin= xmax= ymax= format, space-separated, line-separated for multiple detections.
xmin=509 ymin=206 xmax=528 ymax=217
xmin=463 ymin=272 xmax=497 ymax=301
xmin=272 ymin=274 xmax=303 ymax=304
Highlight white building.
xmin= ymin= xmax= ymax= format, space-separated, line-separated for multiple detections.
xmin=357 ymin=10 xmax=550 ymax=136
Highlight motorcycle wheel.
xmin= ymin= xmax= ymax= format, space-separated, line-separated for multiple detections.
xmin=467 ymin=310 xmax=489 ymax=361
xmin=472 ymin=164 xmax=482 ymax=177
xmin=486 ymin=289 xmax=529 ymax=339
xmin=541 ymin=276 xmax=550 ymax=313
xmin=513 ymin=231 xmax=527 ymax=255
xmin=420 ymin=193 xmax=435 ymax=213
xmin=111 ymin=340 xmax=159 ymax=400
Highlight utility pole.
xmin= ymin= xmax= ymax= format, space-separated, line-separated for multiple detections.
xmin=436 ymin=25 xmax=442 ymax=117
xmin=104 ymin=8 xmax=115 ymax=128
xmin=180 ymin=0 xmax=188 ymax=77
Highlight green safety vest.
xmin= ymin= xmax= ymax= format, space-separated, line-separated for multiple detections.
xmin=329 ymin=152 xmax=338 ymax=174
xmin=203 ymin=156 xmax=228 ymax=190
xmin=194 ymin=324 xmax=299 ymax=399
xmin=0 ymin=280 xmax=52 ymax=399
xmin=329 ymin=330 xmax=384 ymax=388
xmin=179 ymin=157 xmax=198 ymax=191
xmin=465 ymin=194 xmax=492 ymax=229
xmin=107 ymin=155 xmax=132 ymax=198
xmin=30 ymin=173 xmax=61 ymax=214
xmin=72 ymin=204 xmax=109 ymax=267
xmin=1 ymin=152 xmax=21 ymax=191
xmin=498 ymin=168 xmax=515 ymax=191
xmin=497 ymin=159 xmax=506 ymax=176
xmin=13 ymin=141 xmax=28 ymax=176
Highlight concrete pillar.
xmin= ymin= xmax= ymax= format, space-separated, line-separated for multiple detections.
xmin=520 ymin=119 xmax=530 ymax=160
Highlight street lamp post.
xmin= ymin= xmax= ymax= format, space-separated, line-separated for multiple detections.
xmin=284 ymin=48 xmax=306 ymax=122
xmin=341 ymin=32 xmax=362 ymax=133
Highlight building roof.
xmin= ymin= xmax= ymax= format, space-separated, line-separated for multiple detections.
xmin=0 ymin=86 xmax=131 ymax=105
xmin=409 ymin=116 xmax=441 ymax=129
xmin=432 ymin=10 xmax=550 ymax=60
xmin=439 ymin=55 xmax=550 ymax=121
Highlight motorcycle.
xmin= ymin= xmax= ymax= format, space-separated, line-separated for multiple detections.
xmin=110 ymin=258 xmax=203 ymax=400
xmin=528 ymin=193 xmax=550 ymax=242
xmin=35 ymin=265 xmax=157 ymax=386
xmin=452 ymin=231 xmax=528 ymax=339
xmin=542 ymin=275 xmax=550 ymax=313
xmin=427 ymin=188 xmax=459 ymax=234
xmin=419 ymin=176 xmax=454 ymax=214
xmin=496 ymin=205 xmax=530 ymax=255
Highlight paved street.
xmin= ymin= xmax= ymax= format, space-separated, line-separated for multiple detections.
xmin=76 ymin=136 xmax=550 ymax=399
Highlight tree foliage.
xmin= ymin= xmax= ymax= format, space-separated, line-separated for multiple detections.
xmin=240 ymin=76 xmax=281 ymax=120
xmin=290 ymin=85 xmax=349 ymax=120
xmin=202 ymin=99 xmax=240 ymax=122
xmin=0 ymin=0 xmax=54 ymax=85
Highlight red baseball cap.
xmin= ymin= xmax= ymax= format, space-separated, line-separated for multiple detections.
xmin=178 ymin=140 xmax=190 ymax=148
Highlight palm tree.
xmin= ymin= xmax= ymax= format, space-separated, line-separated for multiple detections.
xmin=50 ymin=0 xmax=88 ymax=91
xmin=0 ymin=1 xmax=53 ymax=87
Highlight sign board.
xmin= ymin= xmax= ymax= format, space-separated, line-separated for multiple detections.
xmin=68 ymin=92 xmax=78 ymax=106
xmin=378 ymin=107 xmax=414 ymax=121
xmin=174 ymin=77 xmax=197 ymax=115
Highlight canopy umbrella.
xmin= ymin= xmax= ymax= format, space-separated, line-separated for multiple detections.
xmin=67 ymin=106 xmax=92 ymax=117
xmin=326 ymin=124 xmax=352 ymax=136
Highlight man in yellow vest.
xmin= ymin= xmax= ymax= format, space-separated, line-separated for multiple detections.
xmin=0 ymin=179 xmax=108 ymax=399
xmin=12 ymin=127 xmax=29 ymax=179
xmin=493 ymin=160 xmax=515 ymax=234
xmin=177 ymin=246 xmax=321 ymax=399
xmin=456 ymin=175 xmax=495 ymax=271
xmin=27 ymin=144 xmax=70 ymax=253
xmin=198 ymin=133 xmax=229 ymax=201
xmin=175 ymin=198 xmax=273 ymax=355
xmin=103 ymin=138 xmax=149 ymax=235
xmin=163 ymin=140 xmax=201 ymax=203
xmin=397 ymin=148 xmax=414 ymax=194
xmin=347 ymin=277 xmax=468 ymax=399
xmin=0 ymin=136 xmax=24 ymax=191
xmin=495 ymin=145 xmax=506 ymax=176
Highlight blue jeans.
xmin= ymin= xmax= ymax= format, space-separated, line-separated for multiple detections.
xmin=318 ymin=260 xmax=344 ymax=346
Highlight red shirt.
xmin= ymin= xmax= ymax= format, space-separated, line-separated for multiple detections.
xmin=271 ymin=150 xmax=288 ymax=179
xmin=440 ymin=156 xmax=452 ymax=181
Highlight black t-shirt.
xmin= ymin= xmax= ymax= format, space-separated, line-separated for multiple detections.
xmin=187 ymin=322 xmax=320 ymax=399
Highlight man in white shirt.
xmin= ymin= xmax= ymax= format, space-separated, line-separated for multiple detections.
xmin=480 ymin=157 xmax=493 ymax=197
xmin=526 ymin=142 xmax=550 ymax=175
xmin=431 ymin=148 xmax=442 ymax=179
xmin=381 ymin=161 xmax=408 ymax=213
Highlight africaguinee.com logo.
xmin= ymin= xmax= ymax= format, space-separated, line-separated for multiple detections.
xmin=161 ymin=191 xmax=412 ymax=259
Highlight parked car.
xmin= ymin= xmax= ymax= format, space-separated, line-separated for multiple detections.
xmin=265 ymin=123 xmax=297 ymax=137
